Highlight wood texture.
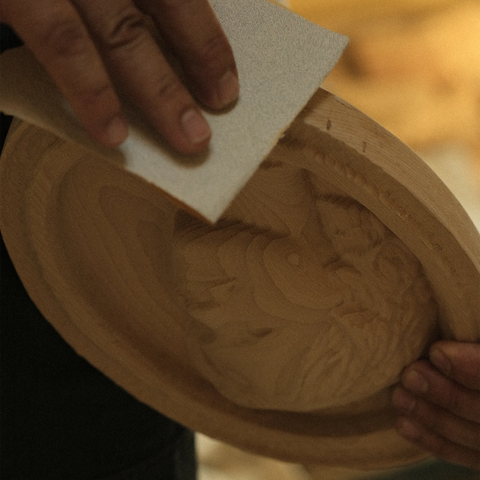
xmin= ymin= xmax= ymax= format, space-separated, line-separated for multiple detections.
xmin=173 ymin=160 xmax=438 ymax=412
xmin=1 ymin=89 xmax=479 ymax=468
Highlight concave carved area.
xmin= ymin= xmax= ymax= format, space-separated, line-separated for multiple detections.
xmin=6 ymin=88 xmax=479 ymax=466
xmin=171 ymin=157 xmax=438 ymax=412
xmin=47 ymin=137 xmax=438 ymax=415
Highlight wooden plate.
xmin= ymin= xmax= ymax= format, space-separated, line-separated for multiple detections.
xmin=1 ymin=89 xmax=479 ymax=468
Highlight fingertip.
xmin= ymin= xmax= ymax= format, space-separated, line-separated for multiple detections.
xmin=180 ymin=108 xmax=211 ymax=146
xmin=101 ymin=114 xmax=129 ymax=147
xmin=429 ymin=340 xmax=480 ymax=370
xmin=216 ymin=70 xmax=239 ymax=108
xmin=158 ymin=109 xmax=211 ymax=155
xmin=429 ymin=341 xmax=480 ymax=390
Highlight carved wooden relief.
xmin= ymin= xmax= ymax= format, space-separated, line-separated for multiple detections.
xmin=172 ymin=159 xmax=438 ymax=412
xmin=1 ymin=89 xmax=478 ymax=468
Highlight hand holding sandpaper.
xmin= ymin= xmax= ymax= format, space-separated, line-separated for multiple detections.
xmin=0 ymin=0 xmax=348 ymax=222
xmin=0 ymin=0 xmax=239 ymax=153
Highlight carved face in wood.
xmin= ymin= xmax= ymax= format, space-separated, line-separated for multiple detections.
xmin=171 ymin=161 xmax=438 ymax=412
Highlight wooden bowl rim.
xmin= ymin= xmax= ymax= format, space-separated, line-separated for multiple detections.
xmin=1 ymin=89 xmax=479 ymax=468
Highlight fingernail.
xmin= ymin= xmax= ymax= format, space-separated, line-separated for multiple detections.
xmin=218 ymin=71 xmax=239 ymax=107
xmin=105 ymin=115 xmax=128 ymax=146
xmin=430 ymin=348 xmax=452 ymax=376
xmin=403 ymin=370 xmax=429 ymax=394
xmin=181 ymin=109 xmax=211 ymax=145
xmin=392 ymin=387 xmax=416 ymax=414
xmin=397 ymin=418 xmax=421 ymax=441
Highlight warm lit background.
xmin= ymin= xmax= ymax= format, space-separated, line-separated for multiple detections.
xmin=197 ymin=1 xmax=480 ymax=479
xmin=290 ymin=0 xmax=480 ymax=159
xmin=290 ymin=0 xmax=480 ymax=230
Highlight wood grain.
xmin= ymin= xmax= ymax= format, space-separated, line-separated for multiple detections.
xmin=173 ymin=160 xmax=438 ymax=412
xmin=1 ymin=89 xmax=479 ymax=468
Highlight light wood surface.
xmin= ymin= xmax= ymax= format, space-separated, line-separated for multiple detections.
xmin=1 ymin=88 xmax=479 ymax=468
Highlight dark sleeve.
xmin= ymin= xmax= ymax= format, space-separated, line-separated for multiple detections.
xmin=1 ymin=23 xmax=22 ymax=151
xmin=0 ymin=23 xmax=196 ymax=479
xmin=0 ymin=22 xmax=23 ymax=53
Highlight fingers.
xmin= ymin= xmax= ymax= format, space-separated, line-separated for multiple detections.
xmin=1 ymin=0 xmax=238 ymax=153
xmin=392 ymin=387 xmax=479 ymax=450
xmin=429 ymin=341 xmax=480 ymax=391
xmin=395 ymin=416 xmax=480 ymax=470
xmin=392 ymin=341 xmax=480 ymax=470
xmin=395 ymin=359 xmax=480 ymax=423
xmin=140 ymin=0 xmax=239 ymax=110
xmin=1 ymin=0 xmax=129 ymax=147
xmin=72 ymin=0 xmax=212 ymax=154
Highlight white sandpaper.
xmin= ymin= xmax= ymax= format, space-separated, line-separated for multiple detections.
xmin=0 ymin=0 xmax=347 ymax=222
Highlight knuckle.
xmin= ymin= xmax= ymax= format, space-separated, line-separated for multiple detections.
xmin=102 ymin=6 xmax=149 ymax=50
xmin=42 ymin=16 xmax=89 ymax=57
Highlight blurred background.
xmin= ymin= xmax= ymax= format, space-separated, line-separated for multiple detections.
xmin=291 ymin=0 xmax=480 ymax=231
xmin=197 ymin=0 xmax=480 ymax=479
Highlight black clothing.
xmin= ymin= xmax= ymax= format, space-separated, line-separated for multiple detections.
xmin=0 ymin=23 xmax=196 ymax=479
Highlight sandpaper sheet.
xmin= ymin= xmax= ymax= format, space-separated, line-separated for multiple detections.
xmin=0 ymin=0 xmax=347 ymax=222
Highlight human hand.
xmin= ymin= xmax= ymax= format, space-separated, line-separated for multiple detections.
xmin=392 ymin=341 xmax=480 ymax=469
xmin=0 ymin=0 xmax=238 ymax=152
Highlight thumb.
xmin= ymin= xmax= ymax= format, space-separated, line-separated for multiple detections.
xmin=429 ymin=341 xmax=480 ymax=391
